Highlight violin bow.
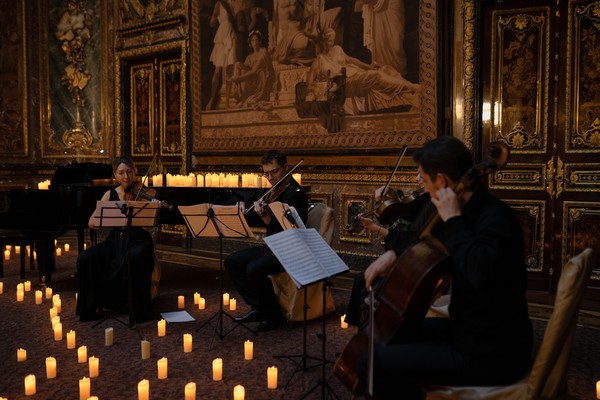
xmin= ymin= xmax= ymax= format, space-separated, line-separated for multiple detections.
xmin=380 ymin=146 xmax=408 ymax=200
xmin=135 ymin=153 xmax=159 ymax=202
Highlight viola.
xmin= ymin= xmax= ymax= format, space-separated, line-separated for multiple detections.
xmin=124 ymin=182 xmax=173 ymax=210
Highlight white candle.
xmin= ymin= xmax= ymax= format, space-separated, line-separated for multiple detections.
xmin=157 ymin=357 xmax=168 ymax=379
xmin=267 ymin=365 xmax=278 ymax=389
xmin=46 ymin=356 xmax=57 ymax=379
xmin=51 ymin=316 xmax=60 ymax=329
xmin=15 ymin=245 xmax=20 ymax=254
xmin=64 ymin=243 xmax=70 ymax=252
xmin=45 ymin=287 xmax=53 ymax=299
xmin=78 ymin=345 xmax=88 ymax=363
xmin=184 ymin=382 xmax=196 ymax=400
xmin=16 ymin=289 xmax=24 ymax=302
xmin=55 ymin=247 xmax=62 ymax=256
xmin=233 ymin=384 xmax=245 ymax=400
xmin=53 ymin=323 xmax=62 ymax=341
xmin=105 ymin=327 xmax=114 ymax=346
xmin=23 ymin=280 xmax=31 ymax=291
xmin=158 ymin=319 xmax=166 ymax=337
xmin=194 ymin=292 xmax=200 ymax=304
xmin=141 ymin=340 xmax=150 ymax=360
xmin=138 ymin=379 xmax=149 ymax=400
xmin=183 ymin=333 xmax=192 ymax=353
xmin=49 ymin=306 xmax=58 ymax=320
xmin=223 ymin=292 xmax=230 ymax=306
xmin=229 ymin=298 xmax=237 ymax=311
xmin=26 ymin=245 xmax=30 ymax=256
xmin=3 ymin=250 xmax=9 ymax=261
xmin=0 ymin=281 xmax=3 ymax=294
xmin=212 ymin=358 xmax=223 ymax=381
xmin=35 ymin=290 xmax=42 ymax=304
xmin=89 ymin=356 xmax=99 ymax=378
xmin=244 ymin=340 xmax=253 ymax=360
xmin=67 ymin=330 xmax=76 ymax=349
xmin=79 ymin=376 xmax=90 ymax=400
xmin=597 ymin=380 xmax=600 ymax=399
xmin=24 ymin=374 xmax=36 ymax=396
xmin=17 ymin=283 xmax=23 ymax=291
xmin=341 ymin=314 xmax=349 ymax=329
xmin=178 ymin=295 xmax=185 ymax=309
xmin=198 ymin=297 xmax=205 ymax=310
xmin=17 ymin=348 xmax=26 ymax=362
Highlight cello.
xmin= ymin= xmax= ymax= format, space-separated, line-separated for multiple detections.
xmin=333 ymin=141 xmax=510 ymax=395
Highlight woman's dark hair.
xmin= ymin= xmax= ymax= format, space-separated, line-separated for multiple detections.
xmin=413 ymin=136 xmax=473 ymax=183
xmin=112 ymin=156 xmax=136 ymax=172
xmin=261 ymin=150 xmax=287 ymax=166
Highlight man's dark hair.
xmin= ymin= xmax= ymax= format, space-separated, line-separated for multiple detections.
xmin=413 ymin=136 xmax=473 ymax=182
xmin=261 ymin=150 xmax=287 ymax=166
xmin=112 ymin=155 xmax=136 ymax=172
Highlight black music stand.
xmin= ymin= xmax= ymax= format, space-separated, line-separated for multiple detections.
xmin=90 ymin=200 xmax=161 ymax=328
xmin=264 ymin=228 xmax=348 ymax=399
xmin=178 ymin=202 xmax=256 ymax=348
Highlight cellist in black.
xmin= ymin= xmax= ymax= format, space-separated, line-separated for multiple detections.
xmin=343 ymin=137 xmax=533 ymax=398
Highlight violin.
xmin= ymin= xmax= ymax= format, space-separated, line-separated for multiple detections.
xmin=124 ymin=181 xmax=173 ymax=210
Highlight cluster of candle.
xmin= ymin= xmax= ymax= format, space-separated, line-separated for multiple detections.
xmin=37 ymin=179 xmax=51 ymax=189
xmin=150 ymin=172 xmax=302 ymax=188
xmin=3 ymin=244 xmax=33 ymax=261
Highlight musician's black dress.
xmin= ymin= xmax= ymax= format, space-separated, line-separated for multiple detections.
xmin=76 ymin=189 xmax=155 ymax=322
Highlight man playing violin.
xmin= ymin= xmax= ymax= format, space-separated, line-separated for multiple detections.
xmin=76 ymin=156 xmax=158 ymax=322
xmin=225 ymin=150 xmax=308 ymax=332
xmin=345 ymin=137 xmax=533 ymax=398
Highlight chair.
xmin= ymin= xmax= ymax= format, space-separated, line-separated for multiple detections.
xmin=422 ymin=248 xmax=595 ymax=400
xmin=270 ymin=202 xmax=336 ymax=321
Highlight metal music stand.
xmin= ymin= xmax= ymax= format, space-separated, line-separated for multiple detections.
xmin=178 ymin=202 xmax=256 ymax=348
xmin=90 ymin=200 xmax=161 ymax=328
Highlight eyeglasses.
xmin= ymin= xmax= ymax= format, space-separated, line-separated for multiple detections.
xmin=262 ymin=166 xmax=282 ymax=178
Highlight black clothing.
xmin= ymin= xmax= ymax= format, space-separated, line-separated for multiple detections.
xmin=225 ymin=178 xmax=308 ymax=322
xmin=76 ymin=189 xmax=155 ymax=322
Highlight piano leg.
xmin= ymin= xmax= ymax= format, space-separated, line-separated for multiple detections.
xmin=35 ymin=239 xmax=55 ymax=285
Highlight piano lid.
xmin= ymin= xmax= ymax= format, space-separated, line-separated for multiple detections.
xmin=51 ymin=161 xmax=113 ymax=186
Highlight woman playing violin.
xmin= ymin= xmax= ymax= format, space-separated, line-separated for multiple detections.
xmin=76 ymin=156 xmax=157 ymax=322
xmin=344 ymin=137 xmax=532 ymax=399
xmin=225 ymin=150 xmax=308 ymax=332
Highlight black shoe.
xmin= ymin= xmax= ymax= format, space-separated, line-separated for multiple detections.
xmin=255 ymin=318 xmax=284 ymax=332
xmin=234 ymin=309 xmax=263 ymax=323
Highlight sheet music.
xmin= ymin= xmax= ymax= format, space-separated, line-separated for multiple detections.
xmin=178 ymin=202 xmax=254 ymax=238
xmin=268 ymin=201 xmax=306 ymax=230
xmin=92 ymin=201 xmax=160 ymax=227
xmin=264 ymin=228 xmax=348 ymax=288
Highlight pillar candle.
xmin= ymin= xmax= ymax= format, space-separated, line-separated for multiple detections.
xmin=244 ymin=340 xmax=253 ymax=360
xmin=3 ymin=249 xmax=9 ymax=261
xmin=193 ymin=292 xmax=200 ymax=304
xmin=17 ymin=348 xmax=26 ymax=362
xmin=51 ymin=316 xmax=61 ymax=329
xmin=26 ymin=245 xmax=30 ymax=257
xmin=341 ymin=314 xmax=349 ymax=329
xmin=46 ymin=357 xmax=57 ymax=379
xmin=64 ymin=243 xmax=70 ymax=252
xmin=45 ymin=287 xmax=53 ymax=299
xmin=138 ymin=379 xmax=149 ymax=400
xmin=223 ymin=292 xmax=230 ymax=306
xmin=233 ymin=385 xmax=245 ymax=400
xmin=198 ymin=297 xmax=205 ymax=310
xmin=17 ymin=283 xmax=23 ymax=291
xmin=67 ymin=330 xmax=76 ymax=349
xmin=49 ymin=306 xmax=58 ymax=320
xmin=105 ymin=327 xmax=114 ymax=346
xmin=56 ymin=247 xmax=62 ymax=256
xmin=15 ymin=245 xmax=21 ymax=254
xmin=24 ymin=280 xmax=31 ymax=291
xmin=78 ymin=345 xmax=88 ymax=363
xmin=54 ymin=323 xmax=62 ymax=341
xmin=267 ymin=366 xmax=278 ymax=389
xmin=178 ymin=295 xmax=185 ymax=309
xmin=79 ymin=377 xmax=90 ymax=400
xmin=24 ymin=374 xmax=35 ymax=396
xmin=0 ymin=281 xmax=3 ymax=294
xmin=16 ymin=289 xmax=24 ymax=302
xmin=35 ymin=290 xmax=42 ymax=304
xmin=229 ymin=298 xmax=237 ymax=311
xmin=597 ymin=380 xmax=600 ymax=399
xmin=157 ymin=357 xmax=168 ymax=379
xmin=141 ymin=340 xmax=150 ymax=360
xmin=157 ymin=319 xmax=166 ymax=337
xmin=184 ymin=382 xmax=196 ymax=400
xmin=183 ymin=333 xmax=192 ymax=353
xmin=89 ymin=356 xmax=99 ymax=378
xmin=212 ymin=358 xmax=223 ymax=381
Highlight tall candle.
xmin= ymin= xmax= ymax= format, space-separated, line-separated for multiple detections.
xmin=64 ymin=243 xmax=70 ymax=252
xmin=16 ymin=289 xmax=24 ymax=302
xmin=15 ymin=245 xmax=21 ymax=254
xmin=223 ymin=292 xmax=230 ymax=306
xmin=244 ymin=340 xmax=253 ymax=360
xmin=141 ymin=340 xmax=150 ymax=360
xmin=53 ymin=323 xmax=63 ymax=341
xmin=17 ymin=283 xmax=23 ymax=291
xmin=341 ymin=314 xmax=349 ymax=329
xmin=0 ymin=281 xmax=3 ymax=294
xmin=89 ymin=356 xmax=99 ymax=378
xmin=56 ymin=247 xmax=62 ymax=256
xmin=105 ymin=327 xmax=114 ymax=346
xmin=158 ymin=319 xmax=166 ymax=337
xmin=267 ymin=366 xmax=278 ymax=389
xmin=4 ymin=249 xmax=9 ymax=261
xmin=157 ymin=357 xmax=168 ymax=379
xmin=49 ymin=306 xmax=58 ymax=320
xmin=183 ymin=333 xmax=192 ymax=353
xmin=45 ymin=287 xmax=53 ymax=299
xmin=212 ymin=358 xmax=223 ymax=381
xmin=35 ymin=290 xmax=42 ymax=304
xmin=178 ymin=295 xmax=185 ymax=309
xmin=138 ymin=379 xmax=149 ymax=400
xmin=233 ymin=385 xmax=245 ymax=400
xmin=193 ymin=292 xmax=200 ymax=304
xmin=24 ymin=280 xmax=31 ymax=291
xmin=24 ymin=374 xmax=36 ymax=396
xmin=51 ymin=316 xmax=61 ymax=329
xmin=597 ymin=380 xmax=600 ymax=399
xmin=46 ymin=356 xmax=57 ymax=379
xmin=79 ymin=376 xmax=90 ymax=400
xmin=17 ymin=348 xmax=27 ymax=362
xmin=184 ymin=382 xmax=196 ymax=400
xmin=67 ymin=330 xmax=76 ymax=349
xmin=78 ymin=345 xmax=88 ymax=363
xmin=54 ymin=298 xmax=62 ymax=313
xmin=229 ymin=298 xmax=237 ymax=311
xmin=198 ymin=297 xmax=205 ymax=310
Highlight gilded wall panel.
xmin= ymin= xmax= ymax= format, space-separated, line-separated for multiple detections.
xmin=160 ymin=60 xmax=185 ymax=156
xmin=506 ymin=200 xmax=545 ymax=272
xmin=130 ymin=64 xmax=154 ymax=156
xmin=567 ymin=1 xmax=600 ymax=151
xmin=490 ymin=8 xmax=549 ymax=153
xmin=562 ymin=202 xmax=600 ymax=280
xmin=490 ymin=163 xmax=545 ymax=191
xmin=565 ymin=162 xmax=600 ymax=191
xmin=339 ymin=194 xmax=372 ymax=244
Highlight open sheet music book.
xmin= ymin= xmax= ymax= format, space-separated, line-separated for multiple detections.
xmin=177 ymin=202 xmax=254 ymax=238
xmin=264 ymin=228 xmax=349 ymax=288
xmin=268 ymin=201 xmax=306 ymax=230
xmin=92 ymin=201 xmax=160 ymax=227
